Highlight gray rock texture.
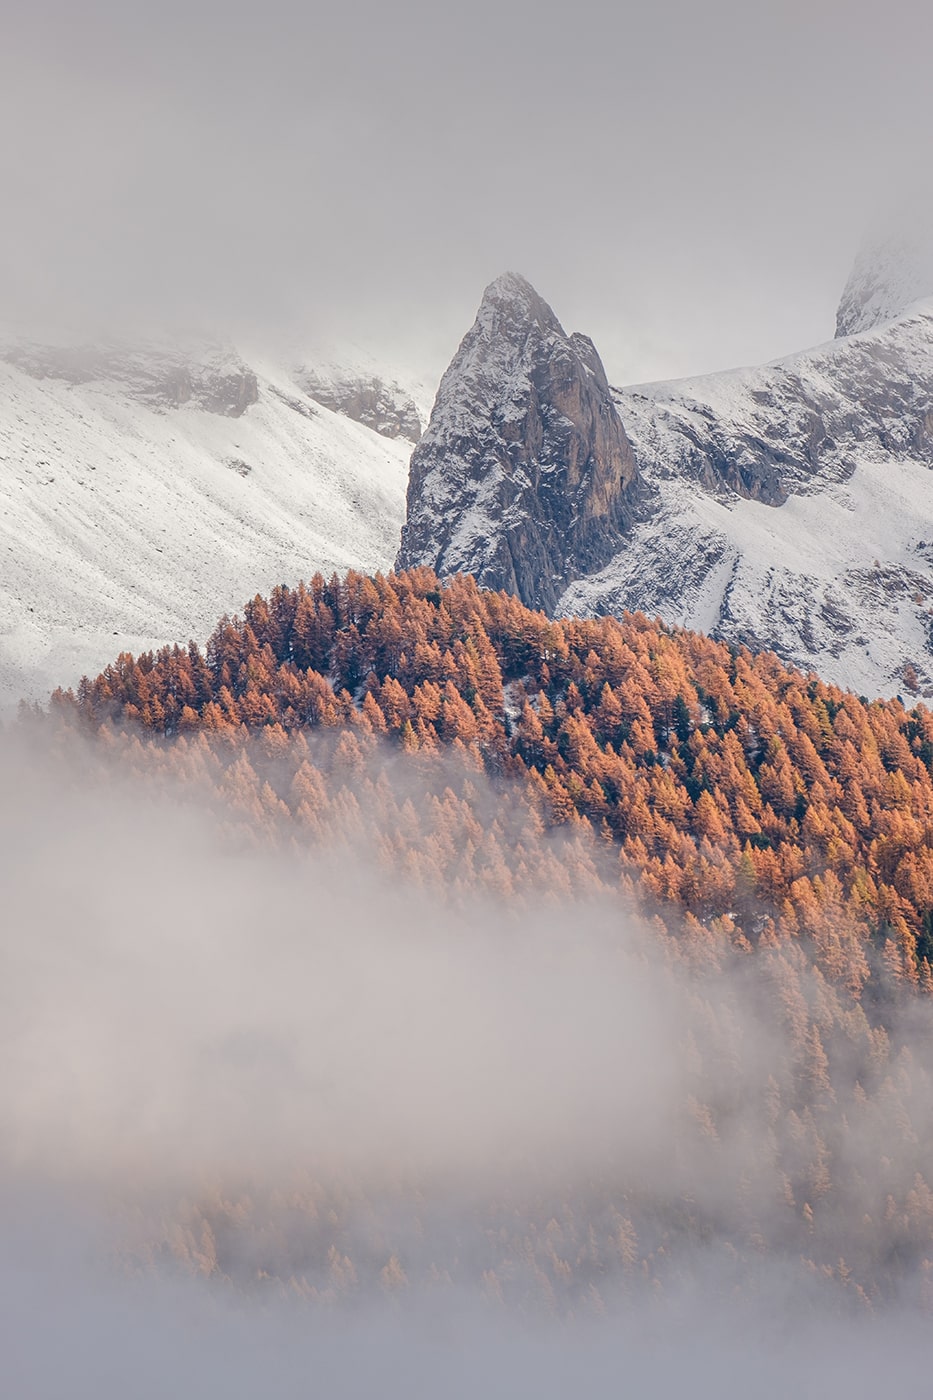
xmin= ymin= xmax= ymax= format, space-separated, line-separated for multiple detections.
xmin=297 ymin=368 xmax=423 ymax=442
xmin=835 ymin=237 xmax=933 ymax=339
xmin=396 ymin=265 xmax=933 ymax=695
xmin=397 ymin=273 xmax=647 ymax=613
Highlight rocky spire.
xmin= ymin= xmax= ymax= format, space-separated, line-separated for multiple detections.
xmin=396 ymin=273 xmax=646 ymax=614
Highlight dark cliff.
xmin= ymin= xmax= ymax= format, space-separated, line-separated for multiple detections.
xmin=396 ymin=273 xmax=647 ymax=613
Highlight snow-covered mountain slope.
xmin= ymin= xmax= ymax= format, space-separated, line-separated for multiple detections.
xmin=562 ymin=302 xmax=933 ymax=696
xmin=0 ymin=342 xmax=413 ymax=707
xmin=401 ymin=269 xmax=933 ymax=698
xmin=560 ymin=449 xmax=933 ymax=699
xmin=11 ymin=247 xmax=933 ymax=709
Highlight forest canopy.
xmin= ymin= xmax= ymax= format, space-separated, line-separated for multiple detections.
xmin=14 ymin=566 xmax=933 ymax=1313
xmin=46 ymin=565 xmax=933 ymax=998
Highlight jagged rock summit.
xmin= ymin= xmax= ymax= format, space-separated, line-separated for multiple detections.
xmin=397 ymin=259 xmax=933 ymax=697
xmin=396 ymin=273 xmax=646 ymax=613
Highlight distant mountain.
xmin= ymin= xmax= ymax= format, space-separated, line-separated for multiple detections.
xmin=834 ymin=236 xmax=933 ymax=337
xmin=9 ymin=248 xmax=933 ymax=709
xmin=0 ymin=336 xmax=423 ymax=707
xmin=401 ymin=266 xmax=933 ymax=697
xmin=294 ymin=363 xmax=423 ymax=443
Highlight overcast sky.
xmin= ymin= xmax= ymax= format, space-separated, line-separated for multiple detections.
xmin=2 ymin=0 xmax=931 ymax=383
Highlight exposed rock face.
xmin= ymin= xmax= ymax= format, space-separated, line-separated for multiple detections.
xmin=186 ymin=362 xmax=259 ymax=417
xmin=614 ymin=307 xmax=933 ymax=504
xmin=296 ymin=368 xmax=423 ymax=442
xmin=397 ymin=273 xmax=646 ymax=613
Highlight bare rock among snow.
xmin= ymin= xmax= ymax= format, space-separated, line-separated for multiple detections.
xmin=397 ymin=273 xmax=648 ymax=613
xmin=574 ymin=300 xmax=933 ymax=695
xmin=296 ymin=367 xmax=423 ymax=442
xmin=396 ymin=260 xmax=933 ymax=696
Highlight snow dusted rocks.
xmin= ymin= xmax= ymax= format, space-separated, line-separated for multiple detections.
xmin=397 ymin=273 xmax=647 ymax=613
xmin=572 ymin=302 xmax=933 ymax=698
xmin=398 ymin=268 xmax=933 ymax=697
xmin=295 ymin=366 xmax=423 ymax=443
xmin=8 ymin=251 xmax=933 ymax=708
xmin=834 ymin=236 xmax=933 ymax=338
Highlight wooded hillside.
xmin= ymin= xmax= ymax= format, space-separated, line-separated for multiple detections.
xmin=53 ymin=566 xmax=933 ymax=997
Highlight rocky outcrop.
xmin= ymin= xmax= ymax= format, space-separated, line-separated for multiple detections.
xmin=182 ymin=360 xmax=258 ymax=417
xmin=2 ymin=340 xmax=259 ymax=417
xmin=568 ymin=297 xmax=933 ymax=696
xmin=296 ymin=368 xmax=423 ymax=442
xmin=614 ymin=301 xmax=933 ymax=504
xmin=396 ymin=273 xmax=647 ymax=613
xmin=397 ymin=260 xmax=933 ymax=695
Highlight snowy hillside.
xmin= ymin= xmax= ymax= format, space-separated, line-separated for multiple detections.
xmin=400 ymin=266 xmax=933 ymax=698
xmin=11 ymin=245 xmax=933 ymax=711
xmin=0 ymin=341 xmax=419 ymax=707
xmin=561 ymin=301 xmax=933 ymax=696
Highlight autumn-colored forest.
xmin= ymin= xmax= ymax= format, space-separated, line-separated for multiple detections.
xmin=50 ymin=565 xmax=933 ymax=998
xmin=23 ymin=566 xmax=933 ymax=1311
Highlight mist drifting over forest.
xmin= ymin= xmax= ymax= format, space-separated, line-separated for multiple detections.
xmin=6 ymin=0 xmax=933 ymax=1393
xmin=3 ymin=692 xmax=933 ymax=1395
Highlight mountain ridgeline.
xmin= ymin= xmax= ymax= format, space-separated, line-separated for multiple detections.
xmin=6 ymin=253 xmax=933 ymax=709
xmin=398 ymin=263 xmax=933 ymax=698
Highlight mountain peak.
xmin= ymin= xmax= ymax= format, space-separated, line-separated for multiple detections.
xmin=835 ymin=236 xmax=933 ymax=338
xmin=474 ymin=272 xmax=564 ymax=338
xmin=482 ymin=270 xmax=538 ymax=300
xmin=396 ymin=277 xmax=646 ymax=613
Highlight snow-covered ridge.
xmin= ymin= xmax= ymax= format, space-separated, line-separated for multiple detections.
xmin=400 ymin=268 xmax=933 ymax=699
xmin=0 ymin=338 xmax=413 ymax=708
xmin=835 ymin=237 xmax=933 ymax=338
xmin=562 ymin=301 xmax=933 ymax=696
xmin=615 ymin=298 xmax=933 ymax=498
xmin=10 ymin=248 xmax=933 ymax=711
